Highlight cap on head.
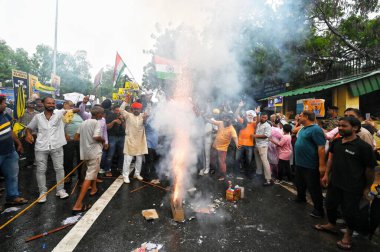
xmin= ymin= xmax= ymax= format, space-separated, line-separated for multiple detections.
xmin=245 ymin=110 xmax=257 ymax=117
xmin=131 ymin=102 xmax=143 ymax=109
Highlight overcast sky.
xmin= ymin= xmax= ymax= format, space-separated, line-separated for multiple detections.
xmin=0 ymin=0 xmax=211 ymax=83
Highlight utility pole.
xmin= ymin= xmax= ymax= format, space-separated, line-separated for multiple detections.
xmin=53 ymin=0 xmax=59 ymax=75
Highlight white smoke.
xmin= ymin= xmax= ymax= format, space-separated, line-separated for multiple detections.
xmin=146 ymin=0 xmax=308 ymax=205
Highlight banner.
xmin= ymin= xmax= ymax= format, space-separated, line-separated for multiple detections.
xmin=124 ymin=82 xmax=140 ymax=90
xmin=0 ymin=88 xmax=15 ymax=102
xmin=303 ymin=99 xmax=325 ymax=117
xmin=28 ymin=74 xmax=39 ymax=98
xmin=112 ymin=93 xmax=119 ymax=100
xmin=12 ymin=70 xmax=28 ymax=119
xmin=51 ymin=73 xmax=61 ymax=97
xmin=34 ymin=81 xmax=56 ymax=94
xmin=113 ymin=52 xmax=126 ymax=86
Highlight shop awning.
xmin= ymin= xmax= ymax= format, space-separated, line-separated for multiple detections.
xmin=260 ymin=69 xmax=380 ymax=100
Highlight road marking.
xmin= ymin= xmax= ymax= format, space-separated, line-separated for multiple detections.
xmin=52 ymin=176 xmax=124 ymax=252
xmin=278 ymin=182 xmax=313 ymax=205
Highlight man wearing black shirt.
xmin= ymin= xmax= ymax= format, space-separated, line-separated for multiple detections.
xmin=103 ymin=105 xmax=125 ymax=176
xmin=315 ymin=117 xmax=376 ymax=250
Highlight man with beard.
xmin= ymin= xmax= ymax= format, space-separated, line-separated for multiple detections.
xmin=315 ymin=117 xmax=376 ymax=250
xmin=234 ymin=101 xmax=256 ymax=179
xmin=253 ymin=112 xmax=272 ymax=186
xmin=120 ymin=100 xmax=148 ymax=184
xmin=26 ymin=97 xmax=69 ymax=203
xmin=294 ymin=111 xmax=326 ymax=218
xmin=325 ymin=108 xmax=374 ymax=148
xmin=210 ymin=112 xmax=239 ymax=181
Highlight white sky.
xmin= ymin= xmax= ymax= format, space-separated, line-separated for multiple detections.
xmin=0 ymin=0 xmax=209 ymax=83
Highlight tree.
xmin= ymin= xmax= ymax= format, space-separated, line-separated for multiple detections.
xmin=0 ymin=40 xmax=14 ymax=85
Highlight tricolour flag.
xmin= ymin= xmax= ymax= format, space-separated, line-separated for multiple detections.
xmin=113 ymin=52 xmax=126 ymax=86
xmin=154 ymin=55 xmax=181 ymax=79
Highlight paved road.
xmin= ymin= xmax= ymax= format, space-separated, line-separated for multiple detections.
xmin=0 ymin=164 xmax=379 ymax=252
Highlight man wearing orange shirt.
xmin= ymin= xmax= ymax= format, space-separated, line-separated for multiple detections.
xmin=210 ymin=112 xmax=240 ymax=181
xmin=234 ymin=102 xmax=256 ymax=179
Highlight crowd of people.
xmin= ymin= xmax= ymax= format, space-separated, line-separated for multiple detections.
xmin=0 ymin=92 xmax=379 ymax=250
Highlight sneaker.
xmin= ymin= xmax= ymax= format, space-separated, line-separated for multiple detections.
xmin=56 ymin=190 xmax=69 ymax=199
xmin=236 ymin=176 xmax=244 ymax=180
xmin=134 ymin=175 xmax=143 ymax=181
xmin=263 ymin=180 xmax=273 ymax=186
xmin=203 ymin=169 xmax=209 ymax=175
xmin=38 ymin=193 xmax=47 ymax=203
xmin=198 ymin=170 xmax=204 ymax=176
xmin=123 ymin=177 xmax=130 ymax=184
xmin=309 ymin=209 xmax=324 ymax=219
xmin=99 ymin=169 xmax=105 ymax=174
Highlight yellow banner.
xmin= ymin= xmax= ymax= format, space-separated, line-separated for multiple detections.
xmin=303 ymin=99 xmax=325 ymax=117
xmin=118 ymin=88 xmax=125 ymax=95
xmin=112 ymin=93 xmax=119 ymax=100
xmin=28 ymin=74 xmax=38 ymax=97
xmin=124 ymin=82 xmax=139 ymax=90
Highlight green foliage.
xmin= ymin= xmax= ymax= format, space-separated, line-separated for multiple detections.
xmin=0 ymin=40 xmax=93 ymax=96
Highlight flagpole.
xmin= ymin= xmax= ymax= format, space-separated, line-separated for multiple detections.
xmin=53 ymin=0 xmax=59 ymax=75
xmin=124 ymin=64 xmax=136 ymax=82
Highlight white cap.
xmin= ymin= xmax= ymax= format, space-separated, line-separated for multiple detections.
xmin=246 ymin=110 xmax=257 ymax=117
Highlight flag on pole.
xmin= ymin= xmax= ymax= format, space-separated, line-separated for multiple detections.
xmin=154 ymin=55 xmax=180 ymax=79
xmin=113 ymin=52 xmax=126 ymax=86
xmin=94 ymin=68 xmax=103 ymax=87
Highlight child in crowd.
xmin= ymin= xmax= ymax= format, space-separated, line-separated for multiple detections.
xmin=270 ymin=123 xmax=293 ymax=181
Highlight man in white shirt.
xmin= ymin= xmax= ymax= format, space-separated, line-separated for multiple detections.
xmin=25 ymin=97 xmax=69 ymax=203
xmin=253 ymin=112 xmax=273 ymax=186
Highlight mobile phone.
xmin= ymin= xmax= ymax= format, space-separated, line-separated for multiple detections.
xmin=365 ymin=113 xmax=370 ymax=120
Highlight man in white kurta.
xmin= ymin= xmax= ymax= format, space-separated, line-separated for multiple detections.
xmin=120 ymin=101 xmax=148 ymax=183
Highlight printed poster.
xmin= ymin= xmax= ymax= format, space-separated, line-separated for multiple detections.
xmin=303 ymin=99 xmax=325 ymax=117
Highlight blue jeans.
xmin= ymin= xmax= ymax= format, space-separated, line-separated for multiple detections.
xmin=235 ymin=146 xmax=253 ymax=176
xmin=0 ymin=151 xmax=20 ymax=200
xmin=103 ymin=135 xmax=125 ymax=171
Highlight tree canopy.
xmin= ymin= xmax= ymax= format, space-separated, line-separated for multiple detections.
xmin=0 ymin=40 xmax=93 ymax=96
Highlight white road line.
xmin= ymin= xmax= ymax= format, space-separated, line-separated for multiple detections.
xmin=52 ymin=176 xmax=124 ymax=252
xmin=278 ymin=182 xmax=313 ymax=205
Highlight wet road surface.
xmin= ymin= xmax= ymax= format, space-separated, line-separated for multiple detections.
xmin=1 ymin=163 xmax=379 ymax=252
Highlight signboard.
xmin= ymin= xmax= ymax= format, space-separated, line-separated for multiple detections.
xmin=303 ymin=99 xmax=325 ymax=117
xmin=51 ymin=73 xmax=61 ymax=97
xmin=12 ymin=70 xmax=28 ymax=119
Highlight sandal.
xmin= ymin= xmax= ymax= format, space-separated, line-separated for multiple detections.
xmin=5 ymin=197 xmax=28 ymax=206
xmin=72 ymin=204 xmax=92 ymax=215
xmin=96 ymin=178 xmax=103 ymax=183
xmin=336 ymin=240 xmax=351 ymax=250
xmin=314 ymin=224 xmax=338 ymax=235
xmin=89 ymin=190 xmax=98 ymax=197
xmin=105 ymin=172 xmax=113 ymax=177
